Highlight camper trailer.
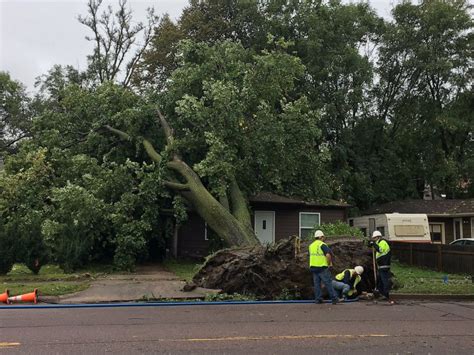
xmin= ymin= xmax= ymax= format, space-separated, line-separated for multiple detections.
xmin=348 ymin=213 xmax=431 ymax=243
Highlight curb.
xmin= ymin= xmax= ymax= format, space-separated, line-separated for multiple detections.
xmin=2 ymin=295 xmax=472 ymax=309
xmin=392 ymin=293 xmax=474 ymax=301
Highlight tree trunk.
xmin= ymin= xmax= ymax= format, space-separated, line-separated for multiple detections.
xmin=229 ymin=177 xmax=252 ymax=228
xmin=169 ymin=159 xmax=259 ymax=246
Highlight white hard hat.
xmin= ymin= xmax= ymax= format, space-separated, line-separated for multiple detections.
xmin=371 ymin=230 xmax=382 ymax=238
xmin=314 ymin=230 xmax=325 ymax=238
xmin=354 ymin=266 xmax=364 ymax=275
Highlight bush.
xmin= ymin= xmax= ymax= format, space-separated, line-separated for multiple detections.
xmin=317 ymin=221 xmax=363 ymax=238
xmin=42 ymin=184 xmax=110 ymax=272
xmin=14 ymin=211 xmax=49 ymax=274
xmin=113 ymin=220 xmax=150 ymax=271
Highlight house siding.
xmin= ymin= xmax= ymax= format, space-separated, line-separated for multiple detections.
xmin=251 ymin=203 xmax=347 ymax=242
xmin=462 ymin=217 xmax=472 ymax=238
xmin=428 ymin=216 xmax=474 ymax=244
xmin=428 ymin=217 xmax=453 ymax=244
xmin=177 ymin=203 xmax=348 ymax=257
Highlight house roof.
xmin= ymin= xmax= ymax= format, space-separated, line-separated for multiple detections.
xmin=362 ymin=199 xmax=474 ymax=216
xmin=249 ymin=192 xmax=350 ymax=208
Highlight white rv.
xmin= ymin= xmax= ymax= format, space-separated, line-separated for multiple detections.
xmin=348 ymin=213 xmax=431 ymax=243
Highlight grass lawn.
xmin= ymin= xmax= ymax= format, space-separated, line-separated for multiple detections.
xmin=5 ymin=282 xmax=90 ymax=297
xmin=163 ymin=259 xmax=201 ymax=282
xmin=0 ymin=263 xmax=114 ymax=297
xmin=392 ymin=261 xmax=474 ymax=295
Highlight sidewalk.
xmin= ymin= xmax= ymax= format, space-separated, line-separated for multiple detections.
xmin=48 ymin=265 xmax=219 ymax=304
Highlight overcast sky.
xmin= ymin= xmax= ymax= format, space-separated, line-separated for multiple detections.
xmin=0 ymin=0 xmax=394 ymax=92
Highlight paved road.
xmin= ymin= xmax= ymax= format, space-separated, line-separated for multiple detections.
xmin=1 ymin=301 xmax=473 ymax=354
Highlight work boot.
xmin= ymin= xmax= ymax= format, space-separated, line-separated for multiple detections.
xmin=332 ymin=298 xmax=339 ymax=305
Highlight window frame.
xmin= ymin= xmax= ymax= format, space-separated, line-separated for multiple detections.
xmin=429 ymin=222 xmax=445 ymax=244
xmin=299 ymin=212 xmax=321 ymax=238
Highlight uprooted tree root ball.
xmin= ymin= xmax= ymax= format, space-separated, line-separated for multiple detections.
xmin=190 ymin=236 xmax=375 ymax=300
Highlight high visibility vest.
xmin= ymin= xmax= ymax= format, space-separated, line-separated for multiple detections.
xmin=376 ymin=239 xmax=390 ymax=259
xmin=335 ymin=269 xmax=361 ymax=296
xmin=309 ymin=240 xmax=328 ymax=267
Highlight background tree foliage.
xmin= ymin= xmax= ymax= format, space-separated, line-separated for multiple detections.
xmin=0 ymin=0 xmax=472 ymax=273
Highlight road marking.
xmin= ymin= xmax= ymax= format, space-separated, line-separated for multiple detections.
xmin=0 ymin=342 xmax=21 ymax=348
xmin=175 ymin=334 xmax=389 ymax=342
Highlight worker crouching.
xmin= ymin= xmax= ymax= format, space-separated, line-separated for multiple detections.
xmin=331 ymin=266 xmax=364 ymax=300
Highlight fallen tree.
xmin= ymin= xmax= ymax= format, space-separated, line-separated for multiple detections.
xmin=191 ymin=236 xmax=375 ymax=300
xmin=105 ymin=109 xmax=259 ymax=248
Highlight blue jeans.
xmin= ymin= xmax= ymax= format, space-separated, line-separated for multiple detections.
xmin=332 ymin=280 xmax=350 ymax=298
xmin=377 ymin=268 xmax=391 ymax=299
xmin=311 ymin=268 xmax=337 ymax=302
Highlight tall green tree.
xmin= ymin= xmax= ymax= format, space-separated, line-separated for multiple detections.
xmin=0 ymin=72 xmax=31 ymax=154
xmin=374 ymin=0 xmax=473 ymax=200
xmin=134 ymin=0 xmax=267 ymax=89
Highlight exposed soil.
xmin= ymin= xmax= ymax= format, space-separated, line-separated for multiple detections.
xmin=191 ymin=236 xmax=375 ymax=300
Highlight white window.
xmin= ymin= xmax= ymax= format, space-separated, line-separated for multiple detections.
xmin=429 ymin=223 xmax=444 ymax=243
xmin=299 ymin=212 xmax=320 ymax=238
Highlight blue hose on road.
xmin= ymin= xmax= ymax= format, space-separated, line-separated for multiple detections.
xmin=0 ymin=297 xmax=359 ymax=310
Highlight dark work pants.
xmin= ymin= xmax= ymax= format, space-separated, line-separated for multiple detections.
xmin=377 ymin=268 xmax=391 ymax=299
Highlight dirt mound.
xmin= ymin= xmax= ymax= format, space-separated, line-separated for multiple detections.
xmin=191 ymin=236 xmax=374 ymax=300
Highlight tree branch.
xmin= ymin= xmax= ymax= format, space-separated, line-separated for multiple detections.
xmin=143 ymin=139 xmax=162 ymax=163
xmin=163 ymin=180 xmax=190 ymax=191
xmin=156 ymin=108 xmax=174 ymax=145
xmin=5 ymin=133 xmax=30 ymax=148
xmin=103 ymin=124 xmax=132 ymax=140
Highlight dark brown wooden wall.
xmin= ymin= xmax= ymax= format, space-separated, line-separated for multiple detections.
xmin=251 ymin=203 xmax=347 ymax=242
xmin=462 ymin=217 xmax=472 ymax=238
xmin=177 ymin=204 xmax=348 ymax=257
xmin=428 ymin=216 xmax=473 ymax=244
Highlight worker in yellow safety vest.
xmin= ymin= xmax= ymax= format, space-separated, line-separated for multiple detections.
xmin=368 ymin=230 xmax=394 ymax=303
xmin=309 ymin=230 xmax=338 ymax=304
xmin=331 ymin=266 xmax=364 ymax=300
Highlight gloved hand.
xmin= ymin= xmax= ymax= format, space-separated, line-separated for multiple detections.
xmin=367 ymin=240 xmax=375 ymax=247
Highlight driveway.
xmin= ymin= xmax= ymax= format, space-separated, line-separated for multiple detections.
xmin=56 ymin=264 xmax=218 ymax=304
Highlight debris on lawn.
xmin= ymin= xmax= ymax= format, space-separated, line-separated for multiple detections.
xmin=189 ymin=236 xmax=375 ymax=300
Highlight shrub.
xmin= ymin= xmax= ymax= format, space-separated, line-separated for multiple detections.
xmin=317 ymin=221 xmax=363 ymax=238
xmin=14 ymin=211 xmax=49 ymax=274
xmin=113 ymin=220 xmax=150 ymax=271
xmin=42 ymin=184 xmax=110 ymax=272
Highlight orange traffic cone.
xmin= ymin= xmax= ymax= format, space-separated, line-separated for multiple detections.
xmin=0 ymin=289 xmax=10 ymax=304
xmin=8 ymin=289 xmax=38 ymax=304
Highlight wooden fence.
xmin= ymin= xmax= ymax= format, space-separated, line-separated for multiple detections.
xmin=391 ymin=242 xmax=474 ymax=275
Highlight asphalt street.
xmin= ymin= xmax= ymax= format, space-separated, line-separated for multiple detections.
xmin=1 ymin=300 xmax=473 ymax=354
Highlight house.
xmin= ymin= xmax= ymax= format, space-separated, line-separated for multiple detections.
xmin=362 ymin=199 xmax=474 ymax=244
xmin=175 ymin=192 xmax=350 ymax=258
